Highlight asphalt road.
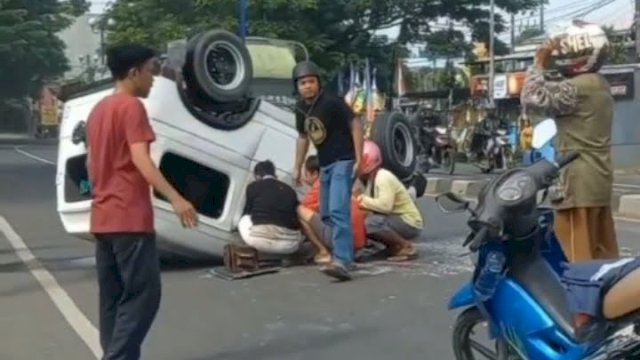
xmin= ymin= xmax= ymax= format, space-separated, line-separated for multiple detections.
xmin=2 ymin=144 xmax=640 ymax=360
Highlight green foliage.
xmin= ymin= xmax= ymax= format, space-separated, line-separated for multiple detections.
xmin=106 ymin=0 xmax=543 ymax=94
xmin=602 ymin=26 xmax=631 ymax=65
xmin=0 ymin=0 xmax=89 ymax=99
xmin=515 ymin=27 xmax=545 ymax=45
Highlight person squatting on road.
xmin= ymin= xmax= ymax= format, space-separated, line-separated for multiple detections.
xmin=356 ymin=140 xmax=424 ymax=261
xmin=521 ymin=20 xmax=619 ymax=262
xmin=292 ymin=60 xmax=364 ymax=281
xmin=86 ymin=44 xmax=198 ymax=360
xmin=297 ymin=155 xmax=367 ymax=264
xmin=238 ymin=160 xmax=303 ymax=255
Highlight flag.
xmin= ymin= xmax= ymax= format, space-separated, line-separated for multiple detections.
xmin=365 ymin=59 xmax=375 ymax=123
xmin=396 ymin=59 xmax=406 ymax=97
xmin=371 ymin=67 xmax=385 ymax=111
xmin=344 ymin=62 xmax=357 ymax=105
xmin=352 ymin=65 xmax=366 ymax=114
xmin=337 ymin=68 xmax=344 ymax=96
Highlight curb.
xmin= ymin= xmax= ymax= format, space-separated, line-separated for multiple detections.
xmin=424 ymin=177 xmax=640 ymax=220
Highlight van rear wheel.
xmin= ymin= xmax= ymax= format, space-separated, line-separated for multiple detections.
xmin=183 ymin=29 xmax=253 ymax=103
xmin=370 ymin=111 xmax=417 ymax=181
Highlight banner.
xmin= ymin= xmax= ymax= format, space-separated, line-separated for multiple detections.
xmin=39 ymin=86 xmax=61 ymax=126
xmin=602 ymin=71 xmax=634 ymax=100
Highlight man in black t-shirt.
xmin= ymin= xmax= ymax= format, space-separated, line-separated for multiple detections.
xmin=292 ymin=60 xmax=364 ymax=281
xmin=238 ymin=160 xmax=303 ymax=254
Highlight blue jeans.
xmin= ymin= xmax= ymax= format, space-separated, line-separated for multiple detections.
xmin=320 ymin=160 xmax=355 ymax=266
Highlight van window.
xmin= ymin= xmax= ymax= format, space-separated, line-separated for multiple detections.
xmin=155 ymin=153 xmax=230 ymax=219
xmin=64 ymin=154 xmax=91 ymax=203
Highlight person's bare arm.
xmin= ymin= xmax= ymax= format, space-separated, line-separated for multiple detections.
xmin=295 ymin=135 xmax=310 ymax=172
xmin=129 ymin=143 xmax=181 ymax=202
xmin=351 ymin=115 xmax=364 ymax=168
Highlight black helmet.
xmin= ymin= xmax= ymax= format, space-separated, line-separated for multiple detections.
xmin=292 ymin=60 xmax=321 ymax=83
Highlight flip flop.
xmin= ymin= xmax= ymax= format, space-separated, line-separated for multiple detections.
xmin=314 ymin=254 xmax=332 ymax=265
xmin=387 ymin=251 xmax=419 ymax=262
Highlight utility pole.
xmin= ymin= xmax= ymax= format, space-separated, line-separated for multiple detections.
xmin=636 ymin=0 xmax=640 ymax=59
xmin=510 ymin=13 xmax=516 ymax=52
xmin=540 ymin=0 xmax=545 ymax=32
xmin=239 ymin=0 xmax=248 ymax=41
xmin=489 ymin=0 xmax=495 ymax=104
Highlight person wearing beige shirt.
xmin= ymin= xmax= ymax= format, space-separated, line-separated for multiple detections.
xmin=520 ymin=20 xmax=618 ymax=262
xmin=356 ymin=141 xmax=424 ymax=262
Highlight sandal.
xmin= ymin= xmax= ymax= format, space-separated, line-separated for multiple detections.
xmin=314 ymin=253 xmax=332 ymax=265
xmin=387 ymin=248 xmax=419 ymax=262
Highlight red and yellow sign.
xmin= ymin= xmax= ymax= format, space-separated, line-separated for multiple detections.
xmin=469 ymin=72 xmax=528 ymax=99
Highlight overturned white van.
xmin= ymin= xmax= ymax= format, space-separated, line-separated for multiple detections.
xmin=56 ymin=30 xmax=417 ymax=260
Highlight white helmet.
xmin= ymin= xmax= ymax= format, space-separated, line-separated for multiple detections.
xmin=550 ymin=20 xmax=609 ymax=76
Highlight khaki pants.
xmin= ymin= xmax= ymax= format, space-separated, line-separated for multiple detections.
xmin=554 ymin=207 xmax=619 ymax=262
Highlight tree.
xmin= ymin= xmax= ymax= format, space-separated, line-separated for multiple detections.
xmin=105 ymin=0 xmax=544 ymax=94
xmin=515 ymin=27 xmax=545 ymax=45
xmin=0 ymin=0 xmax=89 ymax=99
xmin=602 ymin=26 xmax=631 ymax=65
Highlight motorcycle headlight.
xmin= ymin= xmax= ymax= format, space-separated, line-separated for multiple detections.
xmin=496 ymin=171 xmax=534 ymax=202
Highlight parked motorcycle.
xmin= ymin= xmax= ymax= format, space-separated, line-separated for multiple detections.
xmin=424 ymin=123 xmax=456 ymax=175
xmin=467 ymin=123 xmax=511 ymax=174
xmin=437 ymin=119 xmax=640 ymax=360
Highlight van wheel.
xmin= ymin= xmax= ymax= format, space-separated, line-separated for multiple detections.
xmin=370 ymin=111 xmax=417 ymax=180
xmin=183 ymin=29 xmax=253 ymax=103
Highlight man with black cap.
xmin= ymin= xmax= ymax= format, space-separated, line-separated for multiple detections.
xmin=292 ymin=60 xmax=364 ymax=281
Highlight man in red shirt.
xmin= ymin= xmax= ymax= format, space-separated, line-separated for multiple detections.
xmin=86 ymin=44 xmax=198 ymax=360
xmin=298 ymin=155 xmax=367 ymax=264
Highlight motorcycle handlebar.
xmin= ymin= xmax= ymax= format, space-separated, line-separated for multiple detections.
xmin=468 ymin=226 xmax=489 ymax=252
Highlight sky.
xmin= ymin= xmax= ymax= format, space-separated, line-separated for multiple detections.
xmin=88 ymin=0 xmax=634 ymax=33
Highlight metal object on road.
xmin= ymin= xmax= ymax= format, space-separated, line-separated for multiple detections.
xmin=223 ymin=243 xmax=259 ymax=273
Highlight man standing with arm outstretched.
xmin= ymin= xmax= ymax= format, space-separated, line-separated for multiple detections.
xmin=292 ymin=60 xmax=364 ymax=281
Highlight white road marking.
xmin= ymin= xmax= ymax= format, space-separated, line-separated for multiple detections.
xmin=13 ymin=146 xmax=56 ymax=166
xmin=0 ymin=216 xmax=101 ymax=359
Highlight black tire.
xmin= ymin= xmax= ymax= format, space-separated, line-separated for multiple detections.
xmin=370 ymin=111 xmax=417 ymax=181
xmin=176 ymin=71 xmax=260 ymax=131
xmin=184 ymin=29 xmax=253 ymax=103
xmin=453 ymin=307 xmax=501 ymax=360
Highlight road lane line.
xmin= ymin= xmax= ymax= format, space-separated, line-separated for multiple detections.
xmin=614 ymin=183 xmax=640 ymax=189
xmin=0 ymin=216 xmax=101 ymax=359
xmin=13 ymin=146 xmax=56 ymax=165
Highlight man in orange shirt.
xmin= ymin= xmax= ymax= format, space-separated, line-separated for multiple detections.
xmin=298 ymin=155 xmax=366 ymax=264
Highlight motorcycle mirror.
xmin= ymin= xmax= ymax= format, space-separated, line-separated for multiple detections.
xmin=435 ymin=192 xmax=469 ymax=214
xmin=532 ymin=118 xmax=557 ymax=149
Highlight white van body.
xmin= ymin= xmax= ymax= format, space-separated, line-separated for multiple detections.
xmin=56 ymin=31 xmax=416 ymax=260
xmin=57 ymin=76 xmax=312 ymax=259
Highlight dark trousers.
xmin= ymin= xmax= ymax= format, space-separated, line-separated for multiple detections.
xmin=94 ymin=233 xmax=162 ymax=360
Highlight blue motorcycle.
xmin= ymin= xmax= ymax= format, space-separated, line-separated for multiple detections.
xmin=437 ymin=119 xmax=640 ymax=359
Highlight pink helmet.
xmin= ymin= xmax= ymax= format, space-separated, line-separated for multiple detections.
xmin=360 ymin=140 xmax=382 ymax=174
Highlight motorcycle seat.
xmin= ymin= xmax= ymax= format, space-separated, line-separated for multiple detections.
xmin=511 ymin=251 xmax=576 ymax=339
xmin=603 ymin=267 xmax=640 ymax=320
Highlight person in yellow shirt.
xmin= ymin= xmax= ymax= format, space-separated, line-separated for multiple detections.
xmin=356 ymin=140 xmax=424 ymax=261
xmin=520 ymin=116 xmax=533 ymax=151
